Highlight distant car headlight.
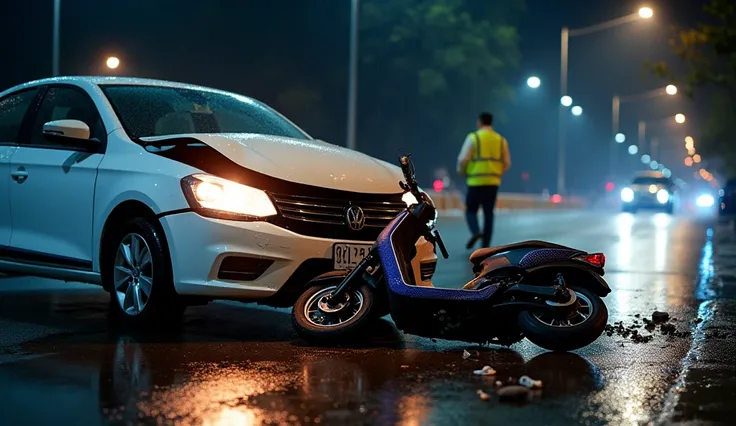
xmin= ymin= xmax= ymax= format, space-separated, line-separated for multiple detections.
xmin=656 ymin=189 xmax=670 ymax=204
xmin=181 ymin=174 xmax=277 ymax=220
xmin=696 ymin=194 xmax=715 ymax=207
xmin=621 ymin=187 xmax=634 ymax=202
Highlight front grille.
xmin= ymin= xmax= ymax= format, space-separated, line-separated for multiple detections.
xmin=420 ymin=261 xmax=437 ymax=281
xmin=269 ymin=192 xmax=405 ymax=240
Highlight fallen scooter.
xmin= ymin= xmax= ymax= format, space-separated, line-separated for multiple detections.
xmin=292 ymin=156 xmax=611 ymax=351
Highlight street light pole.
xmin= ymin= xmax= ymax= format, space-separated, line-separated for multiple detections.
xmin=638 ymin=120 xmax=646 ymax=153
xmin=558 ymin=27 xmax=569 ymax=195
xmin=346 ymin=0 xmax=359 ymax=151
xmin=52 ymin=0 xmax=61 ymax=76
xmin=611 ymin=95 xmax=620 ymax=180
xmin=557 ymin=8 xmax=653 ymax=194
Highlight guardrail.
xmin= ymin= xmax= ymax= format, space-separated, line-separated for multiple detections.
xmin=424 ymin=190 xmax=586 ymax=211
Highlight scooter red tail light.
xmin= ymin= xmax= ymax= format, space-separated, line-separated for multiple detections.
xmin=576 ymin=253 xmax=605 ymax=268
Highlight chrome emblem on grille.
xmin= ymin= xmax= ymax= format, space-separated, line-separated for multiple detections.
xmin=346 ymin=206 xmax=366 ymax=231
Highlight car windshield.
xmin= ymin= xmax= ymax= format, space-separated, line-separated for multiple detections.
xmin=632 ymin=177 xmax=672 ymax=186
xmin=100 ymin=85 xmax=310 ymax=140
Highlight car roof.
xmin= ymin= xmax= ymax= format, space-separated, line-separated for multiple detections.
xmin=0 ymin=76 xmax=236 ymax=98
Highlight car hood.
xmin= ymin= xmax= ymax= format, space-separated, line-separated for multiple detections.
xmin=140 ymin=133 xmax=405 ymax=194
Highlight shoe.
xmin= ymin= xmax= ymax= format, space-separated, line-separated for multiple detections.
xmin=466 ymin=232 xmax=482 ymax=250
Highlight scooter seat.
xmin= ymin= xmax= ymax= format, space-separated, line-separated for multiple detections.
xmin=469 ymin=240 xmax=572 ymax=265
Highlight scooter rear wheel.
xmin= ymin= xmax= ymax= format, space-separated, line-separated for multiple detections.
xmin=292 ymin=281 xmax=374 ymax=345
xmin=518 ymin=286 xmax=608 ymax=352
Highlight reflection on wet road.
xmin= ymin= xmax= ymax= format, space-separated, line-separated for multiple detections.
xmin=0 ymin=210 xmax=715 ymax=425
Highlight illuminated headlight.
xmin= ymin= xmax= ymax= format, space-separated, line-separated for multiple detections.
xmin=402 ymin=191 xmax=419 ymax=207
xmin=696 ymin=194 xmax=715 ymax=207
xmin=656 ymin=189 xmax=670 ymax=204
xmin=181 ymin=174 xmax=277 ymax=219
xmin=621 ymin=187 xmax=634 ymax=202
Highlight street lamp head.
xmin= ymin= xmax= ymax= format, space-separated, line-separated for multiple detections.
xmin=615 ymin=133 xmax=626 ymax=143
xmin=526 ymin=76 xmax=541 ymax=89
xmin=561 ymin=95 xmax=573 ymax=107
xmin=106 ymin=56 xmax=120 ymax=69
xmin=685 ymin=136 xmax=694 ymax=144
xmin=571 ymin=105 xmax=583 ymax=116
xmin=628 ymin=145 xmax=638 ymax=155
xmin=639 ymin=7 xmax=654 ymax=19
xmin=665 ymin=84 xmax=677 ymax=95
xmin=675 ymin=113 xmax=686 ymax=123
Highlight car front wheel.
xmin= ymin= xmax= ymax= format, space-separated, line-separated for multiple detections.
xmin=106 ymin=218 xmax=184 ymax=327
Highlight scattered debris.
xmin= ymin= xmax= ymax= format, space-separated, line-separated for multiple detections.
xmin=462 ymin=349 xmax=480 ymax=360
xmin=694 ymin=317 xmax=703 ymax=324
xmin=473 ymin=366 xmax=497 ymax=376
xmin=400 ymin=365 xmax=409 ymax=369
xmin=519 ymin=375 xmax=543 ymax=389
xmin=634 ymin=314 xmax=641 ymax=318
xmin=495 ymin=381 xmax=503 ymax=387
xmin=498 ymin=385 xmax=531 ymax=402
xmin=652 ymin=311 xmax=670 ymax=323
xmin=476 ymin=389 xmax=490 ymax=401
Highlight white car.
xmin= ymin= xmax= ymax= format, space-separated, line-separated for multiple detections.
xmin=0 ymin=77 xmax=436 ymax=325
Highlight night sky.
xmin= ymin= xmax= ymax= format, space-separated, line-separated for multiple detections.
xmin=0 ymin=0 xmax=711 ymax=193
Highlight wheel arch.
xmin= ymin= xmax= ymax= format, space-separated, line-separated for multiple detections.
xmin=98 ymin=200 xmax=166 ymax=292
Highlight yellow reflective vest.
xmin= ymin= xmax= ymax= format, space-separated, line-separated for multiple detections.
xmin=466 ymin=129 xmax=504 ymax=187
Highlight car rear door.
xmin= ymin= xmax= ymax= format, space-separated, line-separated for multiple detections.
xmin=0 ymin=87 xmax=40 ymax=248
xmin=8 ymin=85 xmax=106 ymax=269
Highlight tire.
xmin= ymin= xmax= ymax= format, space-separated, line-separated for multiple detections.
xmin=518 ymin=286 xmax=608 ymax=352
xmin=292 ymin=282 xmax=374 ymax=345
xmin=105 ymin=217 xmax=184 ymax=328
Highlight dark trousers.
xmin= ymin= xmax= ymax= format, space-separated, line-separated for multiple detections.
xmin=465 ymin=185 xmax=499 ymax=248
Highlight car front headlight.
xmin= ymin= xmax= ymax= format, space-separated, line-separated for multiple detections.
xmin=656 ymin=189 xmax=670 ymax=204
xmin=181 ymin=174 xmax=277 ymax=219
xmin=696 ymin=194 xmax=715 ymax=207
xmin=621 ymin=187 xmax=634 ymax=202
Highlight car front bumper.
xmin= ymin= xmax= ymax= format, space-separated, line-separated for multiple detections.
xmin=159 ymin=211 xmax=437 ymax=302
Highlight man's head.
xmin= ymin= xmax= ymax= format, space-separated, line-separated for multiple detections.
xmin=477 ymin=112 xmax=493 ymax=128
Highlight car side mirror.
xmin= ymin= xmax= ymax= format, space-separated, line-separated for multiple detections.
xmin=42 ymin=119 xmax=99 ymax=150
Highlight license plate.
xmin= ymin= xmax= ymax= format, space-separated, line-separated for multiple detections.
xmin=332 ymin=243 xmax=371 ymax=270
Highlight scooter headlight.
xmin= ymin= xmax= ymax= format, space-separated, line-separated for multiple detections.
xmin=621 ymin=187 xmax=634 ymax=202
xmin=656 ymin=189 xmax=670 ymax=204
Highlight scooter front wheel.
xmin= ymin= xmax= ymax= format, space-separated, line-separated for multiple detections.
xmin=518 ymin=286 xmax=608 ymax=352
xmin=292 ymin=282 xmax=374 ymax=345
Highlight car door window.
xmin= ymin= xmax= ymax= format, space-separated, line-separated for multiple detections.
xmin=0 ymin=89 xmax=38 ymax=143
xmin=29 ymin=86 xmax=105 ymax=148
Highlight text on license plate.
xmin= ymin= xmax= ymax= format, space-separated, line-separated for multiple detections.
xmin=333 ymin=244 xmax=371 ymax=270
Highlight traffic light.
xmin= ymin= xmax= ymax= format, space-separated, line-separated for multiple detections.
xmin=605 ymin=182 xmax=614 ymax=192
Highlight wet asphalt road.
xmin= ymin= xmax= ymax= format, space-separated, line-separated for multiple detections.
xmin=0 ymin=209 xmax=722 ymax=425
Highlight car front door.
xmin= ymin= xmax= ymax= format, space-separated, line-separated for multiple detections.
xmin=0 ymin=88 xmax=39 ymax=248
xmin=8 ymin=85 xmax=106 ymax=270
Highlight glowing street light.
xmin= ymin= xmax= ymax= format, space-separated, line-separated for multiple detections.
xmin=665 ymin=84 xmax=677 ymax=95
xmin=628 ymin=145 xmax=638 ymax=155
xmin=571 ymin=105 xmax=583 ymax=116
xmin=685 ymin=157 xmax=694 ymax=167
xmin=561 ymin=96 xmax=573 ymax=107
xmin=650 ymin=160 xmax=659 ymax=170
xmin=662 ymin=168 xmax=671 ymax=178
xmin=639 ymin=7 xmax=654 ymax=19
xmin=106 ymin=56 xmax=120 ymax=69
xmin=675 ymin=113 xmax=686 ymax=123
xmin=527 ymin=76 xmax=541 ymax=89
xmin=693 ymin=154 xmax=702 ymax=163
xmin=615 ymin=133 xmax=626 ymax=143
xmin=641 ymin=154 xmax=651 ymax=164
xmin=685 ymin=136 xmax=694 ymax=144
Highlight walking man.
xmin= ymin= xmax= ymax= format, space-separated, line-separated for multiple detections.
xmin=456 ymin=112 xmax=511 ymax=249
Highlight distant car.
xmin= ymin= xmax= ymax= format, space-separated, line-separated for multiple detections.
xmin=719 ymin=179 xmax=736 ymax=217
xmin=0 ymin=76 xmax=436 ymax=326
xmin=620 ymin=171 xmax=676 ymax=213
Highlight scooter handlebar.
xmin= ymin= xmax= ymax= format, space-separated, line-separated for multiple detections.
xmin=399 ymin=156 xmax=421 ymax=196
